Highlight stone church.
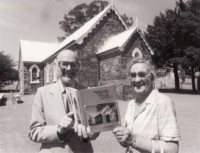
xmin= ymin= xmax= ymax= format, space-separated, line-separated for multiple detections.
xmin=18 ymin=4 xmax=153 ymax=99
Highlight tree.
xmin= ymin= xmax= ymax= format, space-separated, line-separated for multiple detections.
xmin=173 ymin=0 xmax=200 ymax=91
xmin=145 ymin=9 xmax=181 ymax=91
xmin=181 ymin=47 xmax=200 ymax=91
xmin=0 ymin=51 xmax=19 ymax=87
xmin=145 ymin=0 xmax=200 ymax=91
xmin=58 ymin=0 xmax=133 ymax=41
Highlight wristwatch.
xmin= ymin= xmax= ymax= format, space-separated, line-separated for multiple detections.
xmin=81 ymin=137 xmax=89 ymax=143
xmin=57 ymin=125 xmax=65 ymax=141
xmin=57 ymin=124 xmax=62 ymax=134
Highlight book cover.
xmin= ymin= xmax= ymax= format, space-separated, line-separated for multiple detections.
xmin=66 ymin=84 xmax=121 ymax=133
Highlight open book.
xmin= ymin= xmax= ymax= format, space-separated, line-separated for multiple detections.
xmin=66 ymin=84 xmax=121 ymax=133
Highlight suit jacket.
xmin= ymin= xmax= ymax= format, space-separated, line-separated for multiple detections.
xmin=29 ymin=80 xmax=93 ymax=153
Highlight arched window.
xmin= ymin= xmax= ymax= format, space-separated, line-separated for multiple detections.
xmin=32 ymin=67 xmax=37 ymax=81
xmin=29 ymin=64 xmax=40 ymax=84
xmin=53 ymin=59 xmax=57 ymax=82
xmin=131 ymin=48 xmax=143 ymax=59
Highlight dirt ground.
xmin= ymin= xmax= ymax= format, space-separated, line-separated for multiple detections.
xmin=0 ymin=92 xmax=200 ymax=153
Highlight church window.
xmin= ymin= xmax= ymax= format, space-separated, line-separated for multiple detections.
xmin=131 ymin=48 xmax=143 ymax=59
xmin=29 ymin=64 xmax=40 ymax=84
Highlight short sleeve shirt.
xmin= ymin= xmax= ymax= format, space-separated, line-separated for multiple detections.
xmin=125 ymin=89 xmax=180 ymax=141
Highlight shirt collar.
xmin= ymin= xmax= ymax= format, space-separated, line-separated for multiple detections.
xmin=58 ymin=79 xmax=76 ymax=94
xmin=58 ymin=80 xmax=65 ymax=94
xmin=144 ymin=89 xmax=159 ymax=105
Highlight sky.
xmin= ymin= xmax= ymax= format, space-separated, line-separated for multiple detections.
xmin=0 ymin=0 xmax=181 ymax=63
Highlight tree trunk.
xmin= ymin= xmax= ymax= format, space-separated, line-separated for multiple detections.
xmin=191 ymin=66 xmax=196 ymax=92
xmin=173 ymin=64 xmax=180 ymax=91
xmin=197 ymin=76 xmax=200 ymax=93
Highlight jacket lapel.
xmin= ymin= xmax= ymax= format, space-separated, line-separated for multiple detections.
xmin=49 ymin=82 xmax=67 ymax=118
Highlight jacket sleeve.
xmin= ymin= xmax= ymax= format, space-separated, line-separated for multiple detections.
xmin=28 ymin=88 xmax=62 ymax=143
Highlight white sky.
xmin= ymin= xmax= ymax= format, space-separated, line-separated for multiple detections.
xmin=0 ymin=0 xmax=182 ymax=63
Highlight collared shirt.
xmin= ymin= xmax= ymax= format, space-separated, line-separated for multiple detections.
xmin=125 ymin=89 xmax=181 ymax=142
xmin=57 ymin=80 xmax=76 ymax=113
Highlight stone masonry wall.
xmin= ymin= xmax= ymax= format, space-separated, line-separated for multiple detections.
xmin=44 ymin=58 xmax=56 ymax=85
xmin=123 ymin=33 xmax=151 ymax=59
xmin=24 ymin=63 xmax=44 ymax=94
xmin=99 ymin=53 xmax=134 ymax=99
xmin=75 ymin=10 xmax=126 ymax=88
xmin=99 ymin=36 xmax=152 ymax=100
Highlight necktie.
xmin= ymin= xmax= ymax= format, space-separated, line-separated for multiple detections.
xmin=64 ymin=87 xmax=72 ymax=113
xmin=65 ymin=94 xmax=70 ymax=113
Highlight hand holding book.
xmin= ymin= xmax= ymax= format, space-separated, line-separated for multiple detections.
xmin=74 ymin=123 xmax=100 ymax=142
xmin=57 ymin=112 xmax=74 ymax=134
xmin=66 ymin=84 xmax=121 ymax=133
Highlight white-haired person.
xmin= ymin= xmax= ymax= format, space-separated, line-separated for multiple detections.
xmin=113 ymin=58 xmax=180 ymax=153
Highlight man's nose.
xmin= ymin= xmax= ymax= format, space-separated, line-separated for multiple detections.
xmin=133 ymin=75 xmax=141 ymax=82
xmin=65 ymin=64 xmax=71 ymax=70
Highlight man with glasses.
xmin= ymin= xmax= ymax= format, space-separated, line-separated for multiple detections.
xmin=29 ymin=49 xmax=98 ymax=153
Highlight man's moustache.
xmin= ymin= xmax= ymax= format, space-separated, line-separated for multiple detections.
xmin=63 ymin=71 xmax=76 ymax=77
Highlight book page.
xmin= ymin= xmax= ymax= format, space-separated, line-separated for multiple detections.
xmin=78 ymin=85 xmax=121 ymax=132
xmin=66 ymin=88 xmax=82 ymax=125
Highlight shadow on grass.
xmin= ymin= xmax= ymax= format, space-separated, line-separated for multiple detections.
xmin=0 ymin=98 xmax=24 ymax=106
xmin=158 ymin=88 xmax=200 ymax=95
xmin=0 ymin=97 xmax=7 ymax=106
xmin=16 ymin=100 xmax=24 ymax=104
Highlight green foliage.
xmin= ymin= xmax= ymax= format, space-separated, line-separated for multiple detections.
xmin=58 ymin=0 xmax=109 ymax=41
xmin=0 ymin=51 xmax=19 ymax=85
xmin=121 ymin=14 xmax=133 ymax=28
xmin=58 ymin=0 xmax=133 ymax=41
xmin=145 ymin=0 xmax=200 ymax=91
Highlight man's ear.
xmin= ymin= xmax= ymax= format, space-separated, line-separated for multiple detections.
xmin=150 ymin=73 xmax=154 ymax=81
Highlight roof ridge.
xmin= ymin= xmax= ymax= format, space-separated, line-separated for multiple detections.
xmin=137 ymin=29 xmax=154 ymax=55
xmin=54 ymin=4 xmax=127 ymax=52
xmin=20 ymin=39 xmax=58 ymax=45
xmin=97 ymin=26 xmax=137 ymax=54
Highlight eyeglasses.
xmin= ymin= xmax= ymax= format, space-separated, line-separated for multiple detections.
xmin=59 ymin=61 xmax=79 ymax=69
xmin=130 ymin=71 xmax=149 ymax=78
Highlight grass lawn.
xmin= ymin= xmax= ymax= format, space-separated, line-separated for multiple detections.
xmin=0 ymin=92 xmax=199 ymax=153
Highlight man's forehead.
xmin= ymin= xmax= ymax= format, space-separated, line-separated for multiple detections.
xmin=130 ymin=63 xmax=148 ymax=72
xmin=57 ymin=50 xmax=78 ymax=62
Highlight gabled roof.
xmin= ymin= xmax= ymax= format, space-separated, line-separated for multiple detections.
xmin=89 ymin=112 xmax=101 ymax=118
xmin=20 ymin=4 xmax=153 ymax=64
xmin=54 ymin=4 xmax=127 ymax=52
xmin=20 ymin=40 xmax=58 ymax=62
xmin=97 ymin=26 xmax=137 ymax=54
xmin=137 ymin=29 xmax=154 ymax=55
xmin=97 ymin=26 xmax=154 ymax=55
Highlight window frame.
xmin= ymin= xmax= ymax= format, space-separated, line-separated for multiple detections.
xmin=131 ymin=48 xmax=143 ymax=59
xmin=29 ymin=64 xmax=40 ymax=84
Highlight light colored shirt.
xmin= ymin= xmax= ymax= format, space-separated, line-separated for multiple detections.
xmin=58 ymin=80 xmax=76 ymax=112
xmin=125 ymin=89 xmax=180 ymax=152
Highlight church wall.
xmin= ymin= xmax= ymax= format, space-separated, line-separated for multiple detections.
xmin=44 ymin=58 xmax=57 ymax=85
xmin=22 ymin=10 xmax=152 ymax=99
xmin=74 ymin=10 xmax=126 ymax=88
xmin=23 ymin=63 xmax=44 ymax=94
xmin=99 ymin=35 xmax=152 ymax=99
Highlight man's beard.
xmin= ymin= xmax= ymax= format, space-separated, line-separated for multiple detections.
xmin=60 ymin=70 xmax=76 ymax=86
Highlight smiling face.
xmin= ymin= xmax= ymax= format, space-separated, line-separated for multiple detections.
xmin=57 ymin=50 xmax=79 ymax=87
xmin=129 ymin=63 xmax=154 ymax=98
